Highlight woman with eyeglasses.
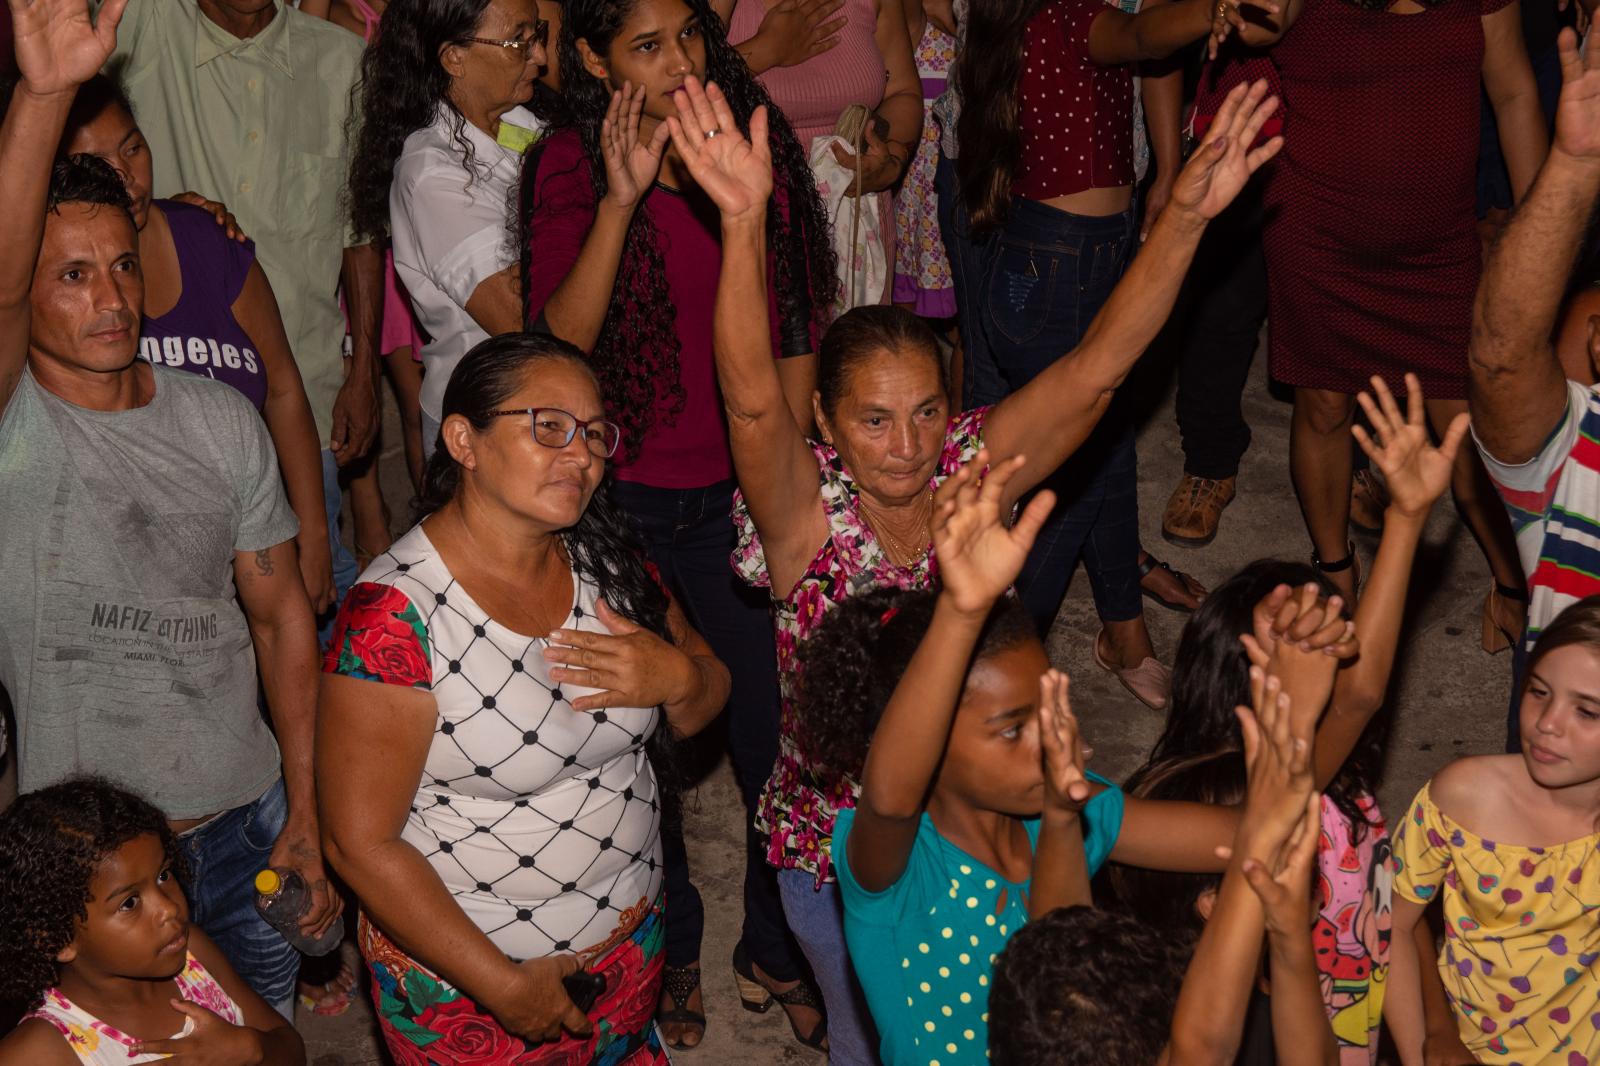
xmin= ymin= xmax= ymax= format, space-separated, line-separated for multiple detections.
xmin=319 ymin=332 xmax=728 ymax=1065
xmin=347 ymin=0 xmax=550 ymax=461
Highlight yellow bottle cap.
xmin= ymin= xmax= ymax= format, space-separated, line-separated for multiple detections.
xmin=254 ymin=869 xmax=281 ymax=895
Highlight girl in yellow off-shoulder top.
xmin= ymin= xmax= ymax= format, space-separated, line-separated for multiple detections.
xmin=1386 ymin=597 xmax=1600 ymax=1065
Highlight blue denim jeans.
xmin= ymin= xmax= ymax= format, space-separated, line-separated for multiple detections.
xmin=935 ymin=150 xmax=1003 ymax=409
xmin=608 ymin=478 xmax=800 ymax=984
xmin=319 ymin=448 xmax=360 ymax=643
xmin=180 ymin=778 xmax=299 ymax=1013
xmin=971 ymin=197 xmax=1143 ymax=632
xmin=777 ymin=869 xmax=880 ymax=1065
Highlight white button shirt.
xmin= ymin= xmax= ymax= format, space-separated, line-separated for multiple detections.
xmin=390 ymin=104 xmax=541 ymax=423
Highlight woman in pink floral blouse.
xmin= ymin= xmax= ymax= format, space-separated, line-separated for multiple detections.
xmin=662 ymin=75 xmax=1285 ymax=1061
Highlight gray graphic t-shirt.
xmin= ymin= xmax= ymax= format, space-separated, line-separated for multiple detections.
xmin=0 ymin=365 xmax=296 ymax=818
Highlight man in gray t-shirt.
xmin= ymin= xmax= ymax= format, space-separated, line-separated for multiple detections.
xmin=0 ymin=0 xmax=340 ymax=1011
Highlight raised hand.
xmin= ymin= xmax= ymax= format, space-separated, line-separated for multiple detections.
xmin=666 ymin=76 xmax=773 ymax=222
xmin=1350 ymin=373 xmax=1467 ymax=521
xmin=1233 ymin=666 xmax=1315 ymax=865
xmin=930 ymin=450 xmax=1055 ymax=616
xmin=1554 ymin=27 xmax=1600 ymax=161
xmin=1241 ymin=790 xmax=1320 ymax=937
xmin=600 ymin=81 xmax=670 ymax=211
xmin=1167 ymin=78 xmax=1283 ymax=222
xmin=1242 ymin=581 xmax=1358 ymax=666
xmin=9 ymin=0 xmax=127 ymax=96
xmin=543 ymin=600 xmax=697 ymax=712
xmin=1038 ymin=669 xmax=1092 ymax=814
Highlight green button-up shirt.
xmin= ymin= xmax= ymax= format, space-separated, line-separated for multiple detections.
xmin=111 ymin=0 xmax=365 ymax=444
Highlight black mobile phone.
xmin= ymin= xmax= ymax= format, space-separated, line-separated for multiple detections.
xmin=562 ymin=969 xmax=606 ymax=1014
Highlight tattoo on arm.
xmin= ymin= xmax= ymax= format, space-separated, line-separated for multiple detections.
xmin=255 ymin=548 xmax=275 ymax=577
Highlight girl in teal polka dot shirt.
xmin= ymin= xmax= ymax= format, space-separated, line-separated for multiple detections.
xmin=810 ymin=454 xmax=1243 ymax=1066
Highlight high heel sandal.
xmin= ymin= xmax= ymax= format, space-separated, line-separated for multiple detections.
xmin=1482 ymin=582 xmax=1528 ymax=654
xmin=732 ymin=942 xmax=828 ymax=1052
xmin=1312 ymin=542 xmax=1362 ymax=596
xmin=658 ymin=964 xmax=706 ymax=1051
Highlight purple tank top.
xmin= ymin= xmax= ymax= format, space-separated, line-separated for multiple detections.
xmin=139 ymin=200 xmax=268 ymax=411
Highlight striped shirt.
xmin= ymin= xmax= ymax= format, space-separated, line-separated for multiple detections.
xmin=1477 ymin=379 xmax=1600 ymax=650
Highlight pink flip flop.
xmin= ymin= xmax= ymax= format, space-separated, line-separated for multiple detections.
xmin=1093 ymin=630 xmax=1171 ymax=711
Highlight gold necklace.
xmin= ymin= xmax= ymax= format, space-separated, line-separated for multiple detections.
xmin=860 ymin=488 xmax=933 ymax=566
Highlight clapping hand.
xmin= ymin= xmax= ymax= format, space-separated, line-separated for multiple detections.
xmin=601 ymin=81 xmax=670 ymax=211
xmin=1240 ymin=789 xmax=1321 ymax=938
xmin=9 ymin=0 xmax=126 ymax=97
xmin=1167 ymin=78 xmax=1283 ymax=223
xmin=666 ymin=77 xmax=773 ymax=223
xmin=1350 ymin=373 xmax=1467 ymax=522
xmin=1038 ymin=669 xmax=1093 ymax=815
xmin=931 ymin=451 xmax=1055 ymax=617
xmin=1240 ymin=582 xmax=1358 ymax=747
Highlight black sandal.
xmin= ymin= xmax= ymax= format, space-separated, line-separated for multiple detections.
xmin=658 ymin=964 xmax=706 ymax=1051
xmin=1138 ymin=552 xmax=1206 ymax=613
xmin=732 ymin=942 xmax=827 ymax=1052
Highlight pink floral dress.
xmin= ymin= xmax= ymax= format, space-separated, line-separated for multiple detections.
xmin=735 ymin=407 xmax=988 ymax=883
xmin=24 ymin=951 xmax=242 ymax=1063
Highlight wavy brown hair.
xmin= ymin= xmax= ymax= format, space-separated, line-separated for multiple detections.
xmin=955 ymin=0 xmax=1049 ymax=236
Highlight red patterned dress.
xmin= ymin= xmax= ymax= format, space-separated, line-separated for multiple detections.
xmin=1262 ymin=0 xmax=1513 ymax=399
xmin=324 ymin=526 xmax=667 ymax=1065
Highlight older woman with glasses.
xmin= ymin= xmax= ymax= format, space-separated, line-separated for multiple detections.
xmin=319 ymin=332 xmax=728 ymax=1065
xmin=347 ymin=0 xmax=549 ymax=458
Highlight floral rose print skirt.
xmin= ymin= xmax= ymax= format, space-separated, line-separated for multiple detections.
xmin=359 ymin=896 xmax=667 ymax=1065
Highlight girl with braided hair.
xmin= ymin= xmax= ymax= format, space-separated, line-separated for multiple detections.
xmin=518 ymin=0 xmax=838 ymax=1049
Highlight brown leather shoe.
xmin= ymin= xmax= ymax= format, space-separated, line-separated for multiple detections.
xmin=1162 ymin=474 xmax=1237 ymax=547
xmin=1349 ymin=469 xmax=1389 ymax=535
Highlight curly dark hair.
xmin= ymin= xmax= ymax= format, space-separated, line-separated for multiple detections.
xmin=346 ymin=0 xmax=496 ymax=243
xmin=989 ymin=905 xmax=1191 ymax=1066
xmin=1107 ymin=750 xmax=1245 ymax=939
xmin=518 ymin=0 xmax=838 ymax=457
xmin=1143 ymin=558 xmax=1385 ymax=840
xmin=48 ymin=153 xmax=134 ymax=218
xmin=417 ymin=331 xmax=688 ymax=799
xmin=954 ymin=0 xmax=1050 ymax=236
xmin=794 ymin=587 xmax=1038 ymax=790
xmin=0 ymin=778 xmax=181 ymax=1010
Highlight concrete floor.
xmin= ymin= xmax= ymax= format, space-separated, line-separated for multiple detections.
xmin=297 ymin=337 xmax=1514 ymax=1065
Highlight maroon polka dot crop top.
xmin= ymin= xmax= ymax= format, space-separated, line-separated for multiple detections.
xmin=1012 ymin=0 xmax=1135 ymax=201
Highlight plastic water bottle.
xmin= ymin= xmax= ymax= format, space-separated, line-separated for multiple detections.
xmin=254 ymin=868 xmax=343 ymax=956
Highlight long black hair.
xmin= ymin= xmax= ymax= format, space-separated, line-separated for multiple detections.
xmin=954 ymin=0 xmax=1050 ymax=236
xmin=0 ymin=778 xmax=181 ymax=1009
xmin=346 ymin=0 xmax=496 ymax=243
xmin=518 ymin=0 xmax=837 ymax=457
xmin=794 ymin=587 xmax=1038 ymax=791
xmin=417 ymin=333 xmax=688 ymax=793
xmin=1137 ymin=559 xmax=1385 ymax=840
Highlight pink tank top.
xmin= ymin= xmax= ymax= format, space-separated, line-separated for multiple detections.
xmin=24 ymin=952 xmax=244 ymax=1064
xmin=727 ymin=0 xmax=888 ymax=152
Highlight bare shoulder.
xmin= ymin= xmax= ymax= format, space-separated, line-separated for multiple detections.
xmin=0 ymin=1018 xmax=80 ymax=1066
xmin=1429 ymin=755 xmax=1521 ymax=823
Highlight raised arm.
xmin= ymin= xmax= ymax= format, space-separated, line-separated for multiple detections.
xmin=0 ymin=0 xmax=126 ymax=415
xmin=984 ymin=78 xmax=1283 ymax=510
xmin=848 ymin=454 xmax=1055 ymax=892
xmin=1164 ymin=671 xmax=1314 ymax=1066
xmin=531 ymin=83 xmax=668 ymax=351
xmin=666 ymin=77 xmax=829 ymax=593
xmin=1470 ymin=28 xmax=1600 ymax=463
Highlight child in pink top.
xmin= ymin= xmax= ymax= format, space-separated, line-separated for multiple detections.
xmin=0 ymin=779 xmax=303 ymax=1065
